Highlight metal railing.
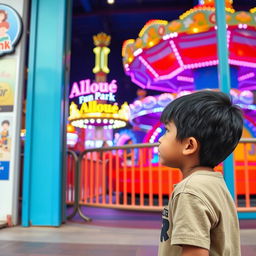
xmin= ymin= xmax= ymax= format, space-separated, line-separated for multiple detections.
xmin=66 ymin=138 xmax=256 ymax=221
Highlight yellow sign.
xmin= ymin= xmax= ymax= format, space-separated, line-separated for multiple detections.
xmin=80 ymin=101 xmax=119 ymax=114
xmin=0 ymin=58 xmax=16 ymax=112
xmin=68 ymin=101 xmax=130 ymax=129
xmin=0 ymin=82 xmax=13 ymax=105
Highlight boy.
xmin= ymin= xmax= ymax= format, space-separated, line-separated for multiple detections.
xmin=158 ymin=91 xmax=243 ymax=256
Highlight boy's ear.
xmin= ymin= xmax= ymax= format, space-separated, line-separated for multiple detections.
xmin=182 ymin=137 xmax=199 ymax=155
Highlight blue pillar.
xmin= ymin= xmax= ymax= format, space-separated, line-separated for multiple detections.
xmin=22 ymin=0 xmax=70 ymax=226
xmin=215 ymin=0 xmax=235 ymax=198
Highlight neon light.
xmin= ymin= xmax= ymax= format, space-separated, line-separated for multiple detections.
xmin=69 ymin=101 xmax=130 ymax=129
xmin=238 ymin=72 xmax=255 ymax=82
xmin=93 ymin=47 xmax=101 ymax=73
xmin=67 ymin=133 xmax=78 ymax=147
xmin=80 ymin=101 xmax=119 ymax=114
xmin=163 ymin=32 xmax=178 ymax=40
xmin=177 ymin=76 xmax=194 ymax=83
xmin=122 ymin=39 xmax=135 ymax=57
xmin=184 ymin=60 xmax=218 ymax=69
xmin=238 ymin=24 xmax=248 ymax=29
xmin=157 ymin=67 xmax=184 ymax=80
xmin=138 ymin=56 xmax=159 ymax=78
xmin=69 ymin=79 xmax=118 ymax=99
xmin=237 ymin=104 xmax=256 ymax=110
xmin=227 ymin=30 xmax=231 ymax=49
xmin=138 ymin=19 xmax=168 ymax=38
xmin=93 ymin=46 xmax=110 ymax=74
xmin=134 ymin=48 xmax=143 ymax=56
xmin=229 ymin=59 xmax=256 ymax=68
xmin=169 ymin=40 xmax=184 ymax=66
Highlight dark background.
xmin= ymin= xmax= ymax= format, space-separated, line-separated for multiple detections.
xmin=70 ymin=0 xmax=256 ymax=104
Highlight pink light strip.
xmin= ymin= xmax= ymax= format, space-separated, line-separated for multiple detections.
xmin=177 ymin=76 xmax=194 ymax=83
xmin=184 ymin=60 xmax=218 ymax=69
xmin=238 ymin=72 xmax=255 ymax=82
xmin=134 ymin=48 xmax=143 ymax=56
xmin=227 ymin=30 xmax=231 ymax=49
xmin=169 ymin=40 xmax=184 ymax=66
xmin=163 ymin=32 xmax=178 ymax=40
xmin=229 ymin=59 xmax=256 ymax=68
xmin=130 ymin=73 xmax=147 ymax=89
xmin=139 ymin=56 xmax=159 ymax=78
xmin=238 ymin=24 xmax=248 ymax=29
xmin=156 ymin=67 xmax=184 ymax=80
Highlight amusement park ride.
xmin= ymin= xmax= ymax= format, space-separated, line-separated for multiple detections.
xmin=119 ymin=0 xmax=256 ymax=195
xmin=122 ymin=0 xmax=256 ymax=141
xmin=68 ymin=0 xmax=256 ymax=196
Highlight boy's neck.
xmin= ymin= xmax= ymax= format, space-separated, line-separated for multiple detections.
xmin=181 ymin=166 xmax=214 ymax=179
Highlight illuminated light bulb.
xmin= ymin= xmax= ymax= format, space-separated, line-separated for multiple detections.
xmin=96 ymin=119 xmax=101 ymax=123
xmin=148 ymin=41 xmax=154 ymax=47
xmin=103 ymin=119 xmax=108 ymax=124
xmin=107 ymin=0 xmax=115 ymax=4
xmin=134 ymin=48 xmax=143 ymax=56
xmin=128 ymin=57 xmax=133 ymax=63
xmin=192 ymin=27 xmax=199 ymax=33
xmin=157 ymin=127 xmax=162 ymax=132
xmin=90 ymin=119 xmax=95 ymax=124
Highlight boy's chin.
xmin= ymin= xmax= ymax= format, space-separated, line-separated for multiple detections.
xmin=159 ymin=158 xmax=171 ymax=167
xmin=160 ymin=159 xmax=177 ymax=168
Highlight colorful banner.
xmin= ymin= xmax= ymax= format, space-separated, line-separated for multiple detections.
xmin=0 ymin=0 xmax=27 ymax=226
xmin=0 ymin=4 xmax=22 ymax=56
xmin=0 ymin=58 xmax=16 ymax=112
xmin=0 ymin=115 xmax=12 ymax=180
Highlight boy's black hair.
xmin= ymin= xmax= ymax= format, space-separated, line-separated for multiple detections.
xmin=160 ymin=90 xmax=243 ymax=168
xmin=1 ymin=120 xmax=10 ymax=126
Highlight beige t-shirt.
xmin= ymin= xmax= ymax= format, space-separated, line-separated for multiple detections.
xmin=158 ymin=170 xmax=241 ymax=256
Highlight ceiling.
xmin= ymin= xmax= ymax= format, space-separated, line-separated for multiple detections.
xmin=73 ymin=0 xmax=255 ymax=15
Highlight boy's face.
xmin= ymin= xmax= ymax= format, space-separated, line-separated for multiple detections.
xmin=158 ymin=122 xmax=183 ymax=168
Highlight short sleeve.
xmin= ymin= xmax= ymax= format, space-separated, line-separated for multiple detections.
xmin=171 ymin=192 xmax=215 ymax=250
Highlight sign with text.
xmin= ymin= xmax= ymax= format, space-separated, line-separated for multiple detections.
xmin=69 ymin=79 xmax=118 ymax=103
xmin=0 ymin=58 xmax=16 ymax=112
xmin=0 ymin=0 xmax=27 ymax=226
xmin=0 ymin=4 xmax=22 ymax=56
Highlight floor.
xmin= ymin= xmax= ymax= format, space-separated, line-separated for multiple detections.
xmin=0 ymin=206 xmax=255 ymax=256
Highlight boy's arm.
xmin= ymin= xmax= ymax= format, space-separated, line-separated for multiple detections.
xmin=181 ymin=245 xmax=209 ymax=256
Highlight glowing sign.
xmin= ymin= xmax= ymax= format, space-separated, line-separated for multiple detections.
xmin=69 ymin=79 xmax=117 ymax=99
xmin=69 ymin=101 xmax=130 ymax=129
xmin=93 ymin=46 xmax=110 ymax=74
xmin=79 ymin=101 xmax=119 ymax=114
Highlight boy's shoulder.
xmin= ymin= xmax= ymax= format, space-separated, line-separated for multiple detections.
xmin=172 ymin=170 xmax=224 ymax=199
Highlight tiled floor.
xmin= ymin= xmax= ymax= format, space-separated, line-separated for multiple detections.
xmin=0 ymin=207 xmax=255 ymax=256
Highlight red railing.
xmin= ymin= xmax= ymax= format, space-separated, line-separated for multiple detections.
xmin=66 ymin=138 xmax=256 ymax=220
